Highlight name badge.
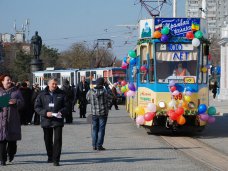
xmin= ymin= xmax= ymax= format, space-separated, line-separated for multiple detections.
xmin=49 ymin=103 xmax=54 ymax=107
xmin=83 ymin=89 xmax=85 ymax=91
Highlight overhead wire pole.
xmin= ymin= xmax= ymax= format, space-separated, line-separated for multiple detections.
xmin=173 ymin=0 xmax=177 ymax=17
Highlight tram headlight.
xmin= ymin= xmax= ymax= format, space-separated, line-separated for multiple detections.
xmin=158 ymin=101 xmax=166 ymax=109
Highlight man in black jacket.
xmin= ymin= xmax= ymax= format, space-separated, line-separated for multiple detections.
xmin=76 ymin=76 xmax=90 ymax=118
xmin=34 ymin=78 xmax=68 ymax=166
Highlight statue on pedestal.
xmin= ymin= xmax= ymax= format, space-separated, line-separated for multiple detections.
xmin=31 ymin=31 xmax=42 ymax=59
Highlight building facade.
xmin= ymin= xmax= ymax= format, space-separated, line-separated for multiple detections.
xmin=186 ymin=0 xmax=228 ymax=38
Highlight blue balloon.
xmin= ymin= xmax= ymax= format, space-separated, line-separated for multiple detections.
xmin=130 ymin=58 xmax=137 ymax=65
xmin=123 ymin=57 xmax=127 ymax=63
xmin=216 ymin=66 xmax=221 ymax=75
xmin=198 ymin=104 xmax=207 ymax=114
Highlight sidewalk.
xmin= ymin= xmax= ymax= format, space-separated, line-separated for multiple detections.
xmin=196 ymin=92 xmax=228 ymax=155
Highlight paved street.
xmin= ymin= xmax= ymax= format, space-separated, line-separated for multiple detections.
xmin=2 ymin=105 xmax=210 ymax=171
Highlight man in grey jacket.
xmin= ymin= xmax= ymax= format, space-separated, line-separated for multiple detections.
xmin=35 ymin=78 xmax=68 ymax=166
xmin=86 ymin=77 xmax=112 ymax=151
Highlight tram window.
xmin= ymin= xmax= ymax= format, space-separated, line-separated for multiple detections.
xmin=86 ymin=71 xmax=91 ymax=83
xmin=149 ymin=59 xmax=154 ymax=82
xmin=156 ymin=61 xmax=197 ymax=83
xmin=70 ymin=72 xmax=74 ymax=85
xmin=43 ymin=73 xmax=51 ymax=85
xmin=140 ymin=46 xmax=147 ymax=83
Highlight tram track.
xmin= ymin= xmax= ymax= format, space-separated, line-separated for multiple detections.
xmin=160 ymin=136 xmax=228 ymax=171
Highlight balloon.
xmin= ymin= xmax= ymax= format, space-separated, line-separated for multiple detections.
xmin=198 ymin=104 xmax=207 ymax=114
xmin=168 ymin=100 xmax=176 ymax=108
xmin=136 ymin=115 xmax=145 ymax=125
xmin=128 ymin=83 xmax=136 ymax=91
xmin=177 ymin=115 xmax=186 ymax=125
xmin=188 ymin=102 xmax=195 ymax=109
xmin=175 ymin=107 xmax=185 ymax=116
xmin=121 ymin=86 xmax=127 ymax=93
xmin=128 ymin=50 xmax=137 ymax=58
xmin=130 ymin=58 xmax=137 ymax=65
xmin=208 ymin=106 xmax=216 ymax=116
xmin=201 ymin=67 xmax=207 ymax=73
xmin=161 ymin=27 xmax=170 ymax=35
xmin=167 ymin=109 xmax=175 ymax=116
xmin=127 ymin=90 xmax=136 ymax=97
xmin=192 ymin=38 xmax=200 ymax=47
xmin=199 ymin=114 xmax=209 ymax=121
xmin=169 ymin=80 xmax=176 ymax=86
xmin=153 ymin=31 xmax=162 ymax=38
xmin=160 ymin=35 xmax=169 ymax=42
xmin=182 ymin=101 xmax=188 ymax=108
xmin=172 ymin=90 xmax=179 ymax=96
xmin=125 ymin=84 xmax=129 ymax=91
xmin=147 ymin=103 xmax=157 ymax=112
xmin=121 ymin=61 xmax=128 ymax=69
xmin=121 ymin=80 xmax=127 ymax=86
xmin=186 ymin=31 xmax=194 ymax=40
xmin=184 ymin=95 xmax=191 ymax=102
xmin=140 ymin=65 xmax=147 ymax=72
xmin=207 ymin=116 xmax=216 ymax=123
xmin=170 ymin=86 xmax=177 ymax=92
xmin=144 ymin=112 xmax=156 ymax=121
xmin=135 ymin=106 xmax=145 ymax=116
xmin=123 ymin=57 xmax=127 ymax=63
xmin=169 ymin=112 xmax=179 ymax=121
xmin=194 ymin=30 xmax=203 ymax=39
xmin=185 ymin=91 xmax=192 ymax=96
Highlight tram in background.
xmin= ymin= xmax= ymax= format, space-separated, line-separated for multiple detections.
xmin=33 ymin=67 xmax=126 ymax=90
xmin=125 ymin=18 xmax=210 ymax=132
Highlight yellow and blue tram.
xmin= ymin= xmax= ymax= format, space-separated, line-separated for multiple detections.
xmin=125 ymin=18 xmax=211 ymax=132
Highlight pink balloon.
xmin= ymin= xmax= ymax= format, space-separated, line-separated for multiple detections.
xmin=147 ymin=103 xmax=156 ymax=112
xmin=169 ymin=80 xmax=176 ymax=86
xmin=172 ymin=90 xmax=180 ymax=96
xmin=199 ymin=114 xmax=209 ymax=121
xmin=136 ymin=116 xmax=145 ymax=125
xmin=127 ymin=90 xmax=136 ymax=97
xmin=207 ymin=116 xmax=216 ymax=123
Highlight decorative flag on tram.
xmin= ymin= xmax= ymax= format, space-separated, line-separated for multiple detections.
xmin=191 ymin=22 xmax=199 ymax=31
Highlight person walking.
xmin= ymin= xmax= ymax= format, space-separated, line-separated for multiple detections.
xmin=76 ymin=76 xmax=90 ymax=118
xmin=212 ymin=81 xmax=219 ymax=99
xmin=86 ymin=77 xmax=112 ymax=151
xmin=31 ymin=84 xmax=41 ymax=125
xmin=0 ymin=74 xmax=24 ymax=166
xmin=61 ymin=79 xmax=74 ymax=123
xmin=110 ymin=83 xmax=119 ymax=110
xmin=34 ymin=77 xmax=68 ymax=166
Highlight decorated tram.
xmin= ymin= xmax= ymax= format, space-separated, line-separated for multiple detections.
xmin=123 ymin=18 xmax=216 ymax=133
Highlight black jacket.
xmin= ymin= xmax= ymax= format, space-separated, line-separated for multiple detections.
xmin=34 ymin=86 xmax=68 ymax=128
xmin=76 ymin=81 xmax=90 ymax=102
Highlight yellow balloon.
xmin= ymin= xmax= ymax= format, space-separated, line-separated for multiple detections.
xmin=135 ymin=106 xmax=145 ymax=116
xmin=201 ymin=67 xmax=207 ymax=73
xmin=184 ymin=95 xmax=191 ymax=102
xmin=126 ymin=84 xmax=129 ymax=91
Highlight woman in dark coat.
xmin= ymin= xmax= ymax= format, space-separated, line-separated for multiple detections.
xmin=0 ymin=74 xmax=24 ymax=166
xmin=212 ymin=81 xmax=219 ymax=99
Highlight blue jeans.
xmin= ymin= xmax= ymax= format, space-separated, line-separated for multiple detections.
xmin=92 ymin=115 xmax=108 ymax=147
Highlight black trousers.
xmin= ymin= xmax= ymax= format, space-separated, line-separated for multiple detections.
xmin=33 ymin=112 xmax=40 ymax=125
xmin=110 ymin=98 xmax=119 ymax=110
xmin=65 ymin=103 xmax=73 ymax=123
xmin=0 ymin=140 xmax=17 ymax=162
xmin=43 ymin=127 xmax=62 ymax=162
xmin=79 ymin=104 xmax=87 ymax=118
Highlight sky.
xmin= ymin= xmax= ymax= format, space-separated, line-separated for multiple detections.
xmin=0 ymin=0 xmax=186 ymax=59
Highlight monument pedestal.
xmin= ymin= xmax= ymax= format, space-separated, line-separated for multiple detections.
xmin=30 ymin=59 xmax=43 ymax=72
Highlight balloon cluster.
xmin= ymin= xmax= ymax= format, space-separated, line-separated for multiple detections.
xmin=167 ymin=80 xmax=197 ymax=125
xmin=153 ymin=26 xmax=170 ymax=43
xmin=198 ymin=105 xmax=216 ymax=124
xmin=120 ymin=80 xmax=136 ymax=97
xmin=135 ymin=103 xmax=157 ymax=125
xmin=186 ymin=30 xmax=204 ymax=47
xmin=121 ymin=50 xmax=137 ymax=69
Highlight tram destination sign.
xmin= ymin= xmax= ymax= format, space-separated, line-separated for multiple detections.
xmin=156 ymin=43 xmax=194 ymax=52
xmin=154 ymin=18 xmax=200 ymax=37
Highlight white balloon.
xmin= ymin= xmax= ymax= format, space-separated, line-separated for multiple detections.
xmin=147 ymin=103 xmax=156 ymax=112
xmin=168 ymin=100 xmax=176 ymax=108
xmin=192 ymin=38 xmax=200 ymax=47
